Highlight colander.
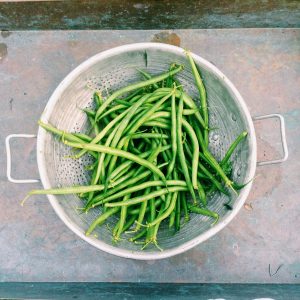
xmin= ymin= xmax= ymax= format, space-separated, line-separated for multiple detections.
xmin=6 ymin=43 xmax=288 ymax=260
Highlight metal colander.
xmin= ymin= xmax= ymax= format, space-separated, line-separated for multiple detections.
xmin=36 ymin=43 xmax=257 ymax=259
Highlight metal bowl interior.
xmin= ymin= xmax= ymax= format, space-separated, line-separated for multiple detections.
xmin=37 ymin=43 xmax=257 ymax=260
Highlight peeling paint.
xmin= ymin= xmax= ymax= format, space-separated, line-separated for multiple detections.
xmin=151 ymin=32 xmax=181 ymax=46
xmin=1 ymin=30 xmax=11 ymax=38
xmin=0 ymin=43 xmax=7 ymax=61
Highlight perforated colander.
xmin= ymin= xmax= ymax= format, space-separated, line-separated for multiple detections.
xmin=6 ymin=43 xmax=288 ymax=260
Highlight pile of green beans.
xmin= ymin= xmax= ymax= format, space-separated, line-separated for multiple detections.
xmin=24 ymin=51 xmax=248 ymax=250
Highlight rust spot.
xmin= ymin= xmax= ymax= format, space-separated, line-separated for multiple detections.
xmin=244 ymin=203 xmax=253 ymax=211
xmin=68 ymin=40 xmax=79 ymax=47
xmin=1 ymin=30 xmax=11 ymax=38
xmin=151 ymin=32 xmax=181 ymax=47
xmin=0 ymin=43 xmax=7 ymax=61
xmin=9 ymin=98 xmax=13 ymax=111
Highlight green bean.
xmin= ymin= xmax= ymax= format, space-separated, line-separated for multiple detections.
xmin=114 ymin=99 xmax=132 ymax=106
xmin=109 ymin=146 xmax=170 ymax=181
xmin=165 ymin=65 xmax=175 ymax=88
xmin=64 ymin=141 xmax=166 ymax=184
xmin=186 ymin=51 xmax=209 ymax=146
xmin=105 ymin=186 xmax=188 ymax=208
xmin=88 ymin=115 xmax=100 ymax=135
xmin=92 ymin=125 xmax=119 ymax=187
xmin=136 ymin=68 xmax=159 ymax=89
xmin=166 ymin=93 xmax=177 ymax=178
xmin=87 ymin=158 xmax=100 ymax=201
xmin=75 ymin=108 xmax=130 ymax=159
xmin=106 ymin=132 xmax=166 ymax=173
xmin=38 ymin=121 xmax=89 ymax=144
xmin=221 ymin=131 xmax=248 ymax=166
xmin=124 ymin=89 xmax=145 ymax=102
xmin=122 ymin=214 xmax=137 ymax=232
xmin=82 ymin=108 xmax=96 ymax=118
xmin=90 ymin=162 xmax=169 ymax=208
xmin=188 ymin=205 xmax=219 ymax=223
xmin=129 ymin=228 xmax=147 ymax=242
xmin=95 ymin=180 xmax=186 ymax=206
xmin=174 ymin=90 xmax=206 ymax=130
xmin=95 ymin=65 xmax=183 ymax=120
xmin=129 ymin=139 xmax=141 ymax=155
xmin=111 ymin=94 xmax=152 ymax=148
xmin=107 ymin=168 xmax=137 ymax=190
xmin=114 ymin=194 xmax=130 ymax=241
xmin=145 ymin=191 xmax=178 ymax=228
xmin=164 ymin=107 xmax=199 ymax=116
xmin=136 ymin=140 xmax=147 ymax=153
xmin=169 ymin=211 xmax=175 ymax=228
xmin=146 ymin=194 xmax=157 ymax=245
xmin=182 ymin=140 xmax=210 ymax=182
xmin=93 ymin=91 xmax=103 ymax=107
xmin=109 ymin=149 xmax=152 ymax=181
xmin=84 ymin=160 xmax=98 ymax=171
xmin=107 ymin=91 xmax=172 ymax=175
xmin=190 ymin=116 xmax=206 ymax=152
xmin=98 ymin=104 xmax=126 ymax=121
xmin=126 ymin=132 xmax=169 ymax=140
xmin=133 ymin=187 xmax=150 ymax=232
xmin=197 ymin=180 xmax=207 ymax=207
xmin=147 ymin=111 xmax=169 ymax=120
xmin=202 ymin=151 xmax=234 ymax=189
xmin=148 ymin=109 xmax=199 ymax=119
xmin=106 ymin=93 xmax=155 ymax=177
xmin=112 ymin=219 xmax=120 ymax=238
xmin=125 ymin=92 xmax=173 ymax=136
xmin=176 ymin=94 xmax=197 ymax=204
xmin=150 ymin=139 xmax=167 ymax=204
xmin=91 ymin=170 xmax=153 ymax=207
xmin=109 ymin=161 xmax=133 ymax=183
xmin=158 ymin=129 xmax=173 ymax=162
xmin=198 ymin=163 xmax=229 ymax=195
xmin=181 ymin=192 xmax=190 ymax=222
xmin=164 ymin=192 xmax=173 ymax=210
xmin=143 ymin=87 xmax=206 ymax=130
xmin=128 ymin=199 xmax=162 ymax=215
xmin=142 ymin=120 xmax=170 ymax=130
xmin=86 ymin=207 xmax=119 ymax=236
xmin=175 ymin=192 xmax=181 ymax=231
xmin=21 ymin=184 xmax=106 ymax=206
xmin=182 ymin=117 xmax=199 ymax=190
xmin=72 ymin=132 xmax=92 ymax=142
xmin=151 ymin=215 xmax=164 ymax=251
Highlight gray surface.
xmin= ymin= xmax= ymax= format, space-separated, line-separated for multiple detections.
xmin=0 ymin=29 xmax=299 ymax=283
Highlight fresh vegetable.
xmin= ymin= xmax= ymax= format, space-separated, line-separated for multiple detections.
xmin=23 ymin=53 xmax=248 ymax=250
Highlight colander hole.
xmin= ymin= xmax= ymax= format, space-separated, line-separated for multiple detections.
xmin=212 ymin=134 xmax=219 ymax=141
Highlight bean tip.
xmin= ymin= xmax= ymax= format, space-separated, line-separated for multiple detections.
xmin=20 ymin=194 xmax=30 ymax=206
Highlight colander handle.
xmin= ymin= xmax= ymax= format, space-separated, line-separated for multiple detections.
xmin=253 ymin=113 xmax=289 ymax=166
xmin=5 ymin=134 xmax=40 ymax=183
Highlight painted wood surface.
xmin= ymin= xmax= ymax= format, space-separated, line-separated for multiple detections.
xmin=0 ymin=282 xmax=300 ymax=299
xmin=0 ymin=0 xmax=299 ymax=30
xmin=0 ymin=29 xmax=299 ymax=284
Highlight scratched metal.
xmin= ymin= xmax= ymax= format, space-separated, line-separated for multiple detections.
xmin=0 ymin=29 xmax=299 ymax=283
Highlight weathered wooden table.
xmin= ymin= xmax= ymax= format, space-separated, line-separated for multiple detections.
xmin=0 ymin=28 xmax=299 ymax=298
